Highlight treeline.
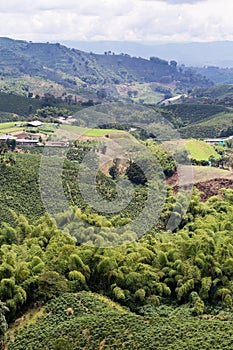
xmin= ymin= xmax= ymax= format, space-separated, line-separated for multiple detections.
xmin=0 ymin=92 xmax=88 ymax=121
xmin=0 ymin=92 xmax=42 ymax=118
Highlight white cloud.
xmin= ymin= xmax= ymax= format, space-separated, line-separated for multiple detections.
xmin=0 ymin=0 xmax=232 ymax=43
xmin=159 ymin=0 xmax=206 ymax=3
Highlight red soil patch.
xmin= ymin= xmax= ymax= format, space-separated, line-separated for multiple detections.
xmin=167 ymin=171 xmax=233 ymax=201
xmin=195 ymin=178 xmax=233 ymax=201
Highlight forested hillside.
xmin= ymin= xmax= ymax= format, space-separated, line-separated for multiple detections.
xmin=193 ymin=66 xmax=233 ymax=85
xmin=0 ymin=37 xmax=212 ymax=98
xmin=160 ymin=103 xmax=233 ymax=138
xmin=0 ymin=92 xmax=86 ymax=122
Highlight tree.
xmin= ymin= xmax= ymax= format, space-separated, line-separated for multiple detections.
xmin=225 ymin=138 xmax=233 ymax=149
xmin=150 ymin=57 xmax=168 ymax=65
xmin=36 ymin=106 xmax=71 ymax=118
xmin=37 ymin=271 xmax=69 ymax=301
xmin=6 ymin=139 xmax=16 ymax=152
xmin=209 ymin=155 xmax=220 ymax=167
xmin=0 ymin=301 xmax=9 ymax=349
xmin=170 ymin=60 xmax=177 ymax=68
xmin=126 ymin=162 xmax=147 ymax=185
xmin=0 ymin=141 xmax=16 ymax=167
xmin=109 ymin=158 xmax=121 ymax=179
xmin=127 ymin=90 xmax=138 ymax=98
xmin=54 ymin=338 xmax=73 ymax=350
xmin=97 ymin=88 xmax=107 ymax=99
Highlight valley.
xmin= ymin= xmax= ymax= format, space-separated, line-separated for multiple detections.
xmin=0 ymin=37 xmax=233 ymax=350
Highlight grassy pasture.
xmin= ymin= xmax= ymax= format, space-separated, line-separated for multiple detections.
xmin=0 ymin=121 xmax=27 ymax=134
xmin=59 ymin=124 xmax=125 ymax=138
xmin=0 ymin=122 xmax=58 ymax=136
xmin=186 ymin=139 xmax=220 ymax=161
xmin=195 ymin=110 xmax=233 ymax=127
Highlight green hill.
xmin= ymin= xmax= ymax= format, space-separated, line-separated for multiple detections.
xmin=179 ymin=110 xmax=233 ymax=138
xmin=160 ymin=103 xmax=233 ymax=138
xmin=193 ymin=67 xmax=233 ymax=85
xmin=0 ymin=37 xmax=212 ymax=99
xmin=0 ymin=91 xmax=87 ymax=121
xmin=183 ymin=84 xmax=233 ymax=107
xmin=0 ymin=153 xmax=91 ymax=224
xmin=0 ymin=92 xmax=43 ymax=118
xmin=193 ymin=85 xmax=233 ymax=100
xmin=185 ymin=140 xmax=220 ymax=161
xmin=1 ymin=181 xmax=233 ymax=348
xmin=163 ymin=103 xmax=227 ymax=126
xmin=8 ymin=292 xmax=233 ymax=350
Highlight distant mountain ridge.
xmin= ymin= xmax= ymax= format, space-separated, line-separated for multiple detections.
xmin=60 ymin=40 xmax=233 ymax=68
xmin=0 ymin=37 xmax=212 ymax=95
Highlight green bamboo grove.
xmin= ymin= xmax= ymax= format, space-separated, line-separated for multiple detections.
xmin=0 ymin=188 xmax=232 ymax=333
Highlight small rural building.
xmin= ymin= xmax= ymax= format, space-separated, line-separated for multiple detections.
xmin=204 ymin=138 xmax=226 ymax=145
xmin=160 ymin=94 xmax=186 ymax=106
xmin=0 ymin=134 xmax=16 ymax=141
xmin=15 ymin=123 xmax=24 ymax=127
xmin=27 ymin=120 xmax=44 ymax=127
xmin=16 ymin=139 xmax=38 ymax=146
xmin=0 ymin=135 xmax=38 ymax=146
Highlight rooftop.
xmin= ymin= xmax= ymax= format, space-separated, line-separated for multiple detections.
xmin=27 ymin=120 xmax=44 ymax=127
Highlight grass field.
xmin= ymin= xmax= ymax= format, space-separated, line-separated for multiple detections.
xmin=186 ymin=139 xmax=220 ymax=161
xmin=0 ymin=121 xmax=27 ymax=134
xmin=130 ymin=82 xmax=165 ymax=104
xmin=0 ymin=122 xmax=58 ymax=136
xmin=33 ymin=123 xmax=59 ymax=135
xmin=60 ymin=124 xmax=125 ymax=137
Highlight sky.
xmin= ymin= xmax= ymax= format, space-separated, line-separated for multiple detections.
xmin=0 ymin=0 xmax=232 ymax=43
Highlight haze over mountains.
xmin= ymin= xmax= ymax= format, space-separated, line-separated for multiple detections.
xmin=60 ymin=40 xmax=233 ymax=68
